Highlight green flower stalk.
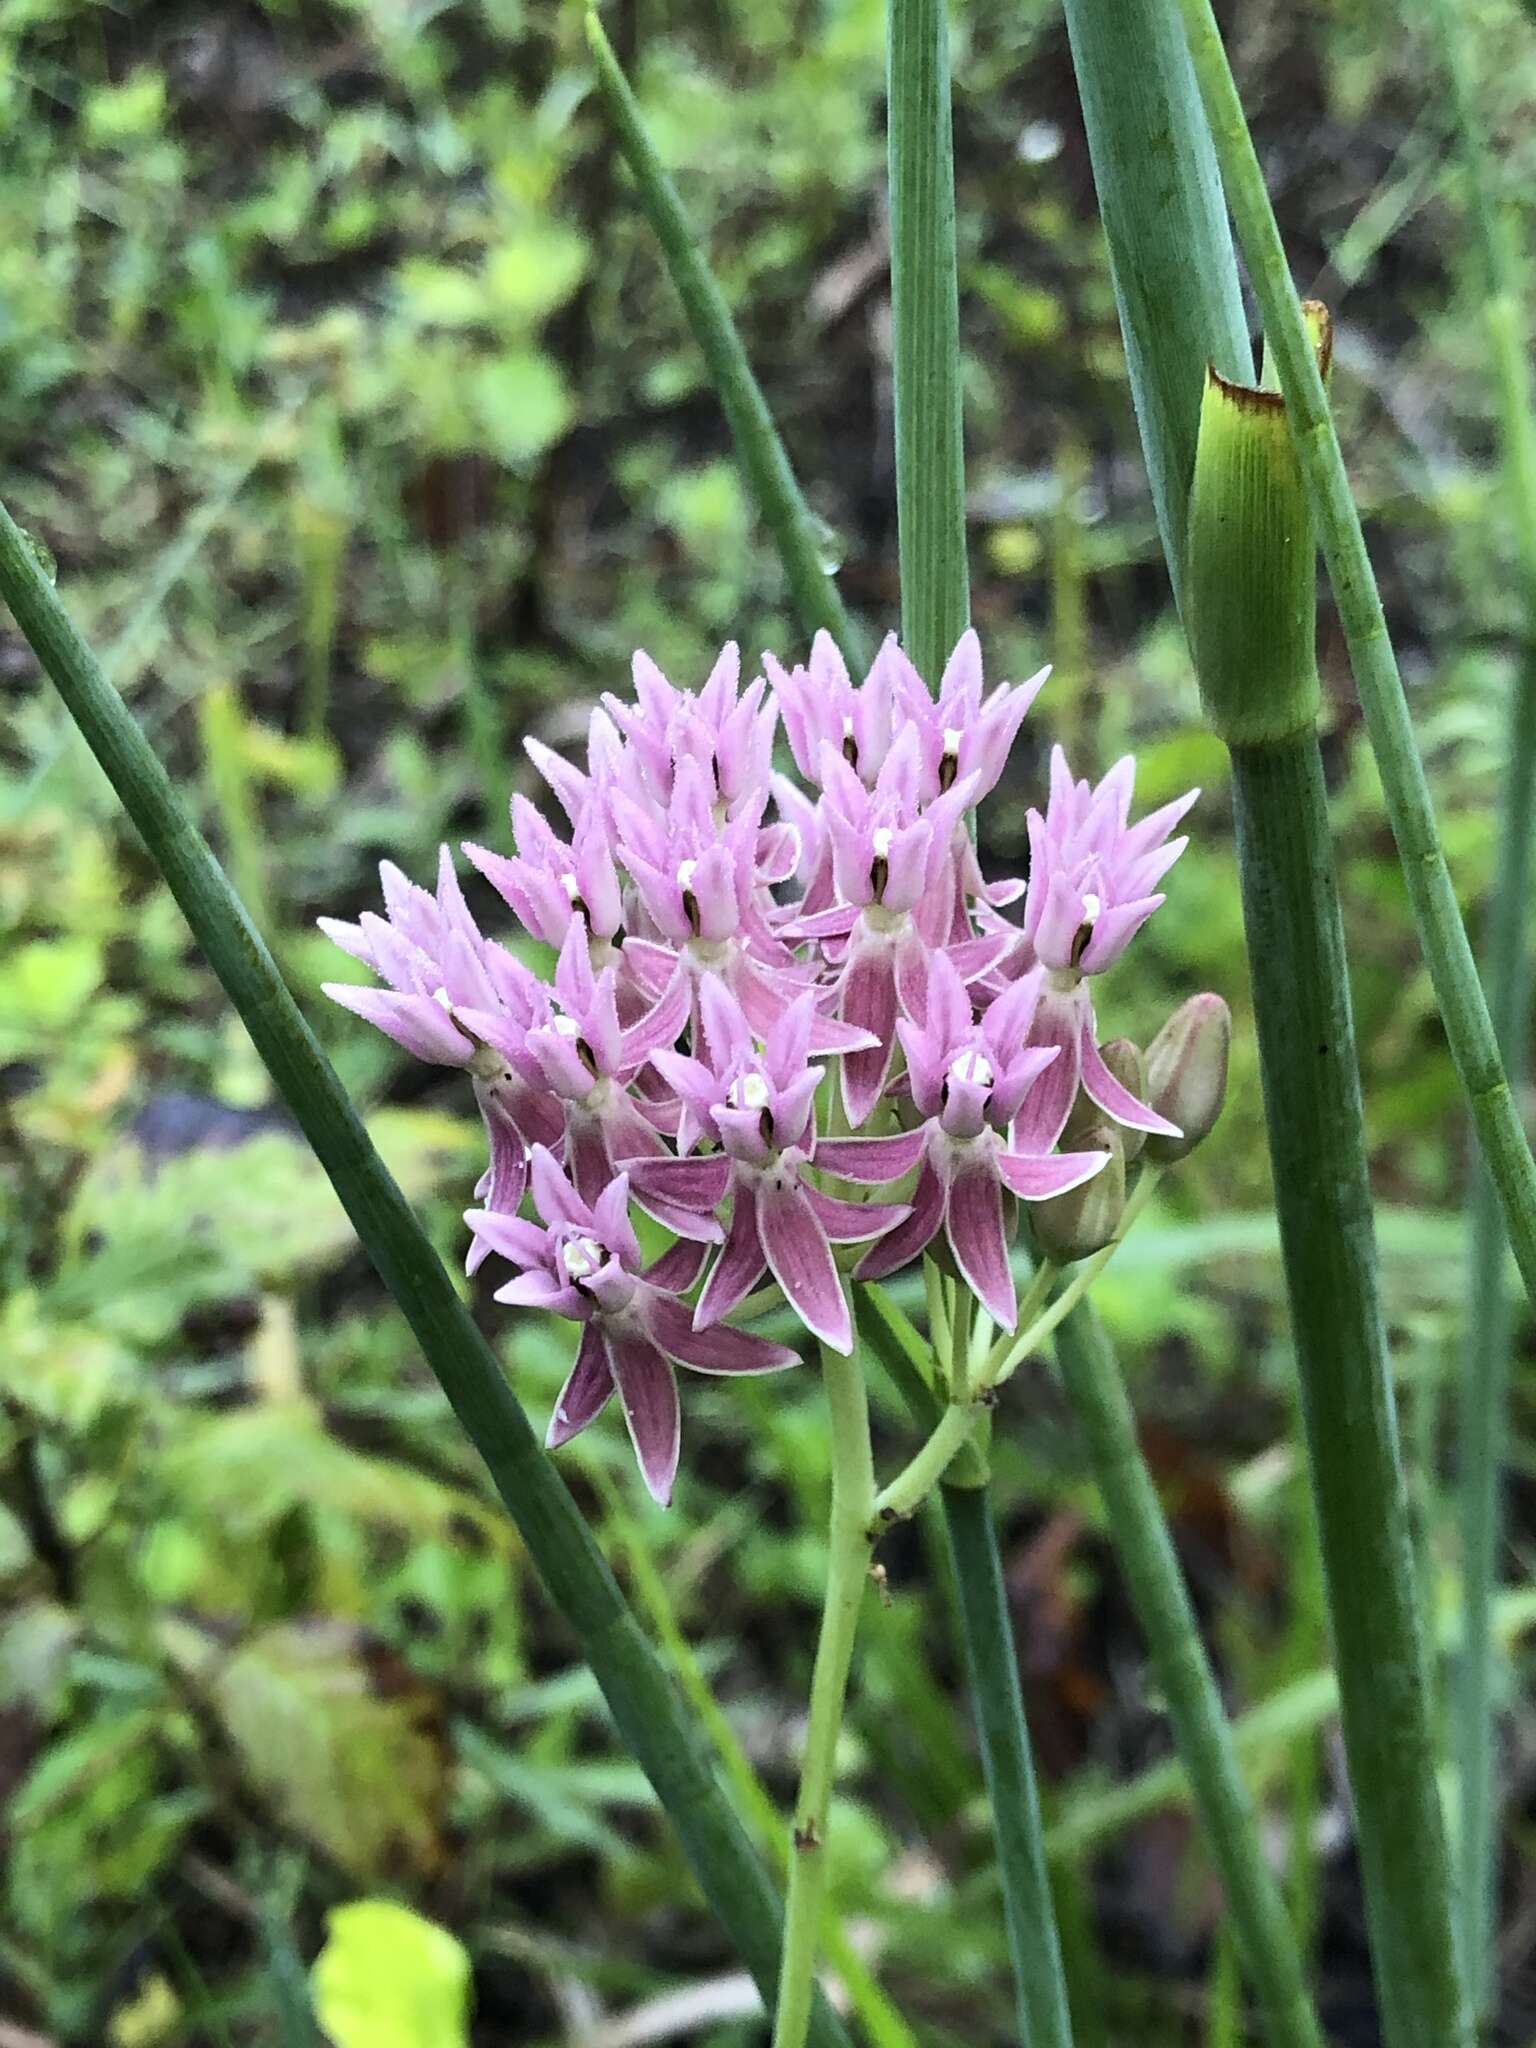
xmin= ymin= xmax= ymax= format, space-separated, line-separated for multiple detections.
xmin=1188 ymin=357 xmax=1470 ymax=2048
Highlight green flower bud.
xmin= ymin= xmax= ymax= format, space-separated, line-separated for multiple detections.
xmin=1032 ymin=1123 xmax=1126 ymax=1264
xmin=1142 ymin=994 xmax=1231 ymax=1164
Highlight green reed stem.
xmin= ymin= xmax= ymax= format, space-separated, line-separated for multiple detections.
xmin=1053 ymin=1303 xmax=1325 ymax=2048
xmin=1228 ymin=735 xmax=1469 ymax=2048
xmin=1060 ymin=0 xmax=1251 ymax=616
xmin=1423 ymin=0 xmax=1536 ymax=2006
xmin=941 ymin=1479 xmax=1076 ymax=2048
xmin=585 ymin=10 xmax=866 ymax=672
xmin=0 ymin=498 xmax=853 ymax=2048
xmin=888 ymin=0 xmax=969 ymax=678
xmin=772 ymin=1347 xmax=877 ymax=2048
xmin=1173 ymin=0 xmax=1536 ymax=1320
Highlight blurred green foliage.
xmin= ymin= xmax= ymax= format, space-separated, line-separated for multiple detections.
xmin=1 ymin=0 xmax=1534 ymax=2041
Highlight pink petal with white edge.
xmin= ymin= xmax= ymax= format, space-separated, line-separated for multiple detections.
xmin=854 ymin=1160 xmax=946 ymax=1281
xmin=546 ymin=1325 xmax=614 ymax=1447
xmin=839 ymin=949 xmax=898 ymax=1125
xmin=803 ymin=1187 xmax=912 ymax=1243
xmin=996 ymin=1146 xmax=1110 ymax=1201
xmin=945 ymin=1163 xmax=1018 ymax=1331
xmin=647 ymin=1295 xmax=798 ymax=1374
xmin=757 ymin=1177 xmax=853 ymax=1353
xmin=1081 ymin=1024 xmax=1180 ymax=1137
xmin=1014 ymin=987 xmax=1084 ymax=1152
xmin=605 ymin=1330 xmax=682 ymax=1505
xmin=625 ymin=1152 xmax=733 ymax=1213
xmin=814 ymin=1128 xmax=929 ymax=1184
xmin=695 ymin=1184 xmax=768 ymax=1327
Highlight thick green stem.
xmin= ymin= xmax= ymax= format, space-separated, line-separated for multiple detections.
xmin=585 ymin=10 xmax=866 ymax=671
xmin=887 ymin=0 xmax=968 ymax=677
xmin=1054 ymin=1303 xmax=1325 ymax=2048
xmin=1173 ymin=0 xmax=1536 ymax=1325
xmin=1423 ymin=0 xmax=1536 ymax=2008
xmin=0 ymin=499 xmax=853 ymax=2048
xmin=772 ymin=1347 xmax=877 ymax=2048
xmin=1060 ymin=0 xmax=1251 ymax=616
xmin=941 ymin=1481 xmax=1075 ymax=2048
xmin=1229 ymin=737 xmax=1470 ymax=2048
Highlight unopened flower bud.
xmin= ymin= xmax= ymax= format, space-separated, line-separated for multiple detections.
xmin=1032 ymin=1124 xmax=1125 ymax=1264
xmin=1142 ymin=994 xmax=1230 ymax=1164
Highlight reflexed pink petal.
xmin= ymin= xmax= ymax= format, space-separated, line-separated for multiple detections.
xmin=695 ymin=1183 xmax=768 ymax=1326
xmin=566 ymin=1119 xmax=613 ymax=1205
xmin=854 ymin=1160 xmax=945 ymax=1281
xmin=758 ymin=1177 xmax=852 ymax=1353
xmin=648 ymin=1295 xmax=798 ymax=1374
xmin=322 ymin=983 xmax=474 ymax=1065
xmin=626 ymin=1152 xmax=733 ymax=1213
xmin=1015 ymin=987 xmax=1083 ymax=1152
xmin=814 ymin=1128 xmax=928 ymax=1183
xmin=606 ymin=1330 xmax=682 ymax=1504
xmin=644 ymin=1238 xmax=710 ymax=1293
xmin=945 ymin=1162 xmax=1017 ymax=1331
xmin=840 ymin=948 xmax=898 ymax=1124
xmin=1079 ymin=895 xmax=1163 ymax=975
xmin=996 ymin=1146 xmax=1110 ymax=1201
xmin=803 ymin=1187 xmax=911 ymax=1243
xmin=546 ymin=1324 xmax=614 ymax=1446
xmin=1081 ymin=1024 xmax=1179 ymax=1137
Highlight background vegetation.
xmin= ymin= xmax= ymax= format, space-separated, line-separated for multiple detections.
xmin=1 ymin=0 xmax=1533 ymax=2040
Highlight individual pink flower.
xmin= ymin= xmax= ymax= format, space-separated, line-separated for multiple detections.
xmin=463 ymin=795 xmax=623 ymax=960
xmin=624 ymin=983 xmax=908 ymax=1354
xmin=319 ymin=849 xmax=561 ymax=1236
xmin=467 ymin=1149 xmax=796 ymax=1504
xmin=458 ymin=919 xmax=694 ymax=1227
xmin=1010 ymin=747 xmax=1197 ymax=1151
xmin=800 ymin=727 xmax=1002 ymax=1121
xmin=816 ymin=955 xmax=1108 ymax=1328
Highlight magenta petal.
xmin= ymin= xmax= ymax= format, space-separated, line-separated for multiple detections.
xmin=945 ymin=1163 xmax=1018 ymax=1331
xmin=648 ymin=1295 xmax=798 ymax=1374
xmin=695 ymin=1183 xmax=768 ymax=1326
xmin=839 ymin=948 xmax=898 ymax=1124
xmin=996 ymin=1146 xmax=1111 ymax=1201
xmin=814 ymin=1128 xmax=929 ymax=1184
xmin=803 ymin=1187 xmax=912 ymax=1243
xmin=1015 ymin=990 xmax=1082 ymax=1152
xmin=644 ymin=1237 xmax=710 ymax=1293
xmin=546 ymin=1324 xmax=614 ymax=1447
xmin=605 ymin=1329 xmax=682 ymax=1505
xmin=854 ymin=1160 xmax=945 ymax=1281
xmin=1080 ymin=1024 xmax=1180 ymax=1137
xmin=625 ymin=1152 xmax=733 ymax=1212
xmin=757 ymin=1178 xmax=852 ymax=1353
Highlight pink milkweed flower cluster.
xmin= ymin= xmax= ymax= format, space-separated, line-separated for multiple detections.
xmin=323 ymin=630 xmax=1197 ymax=1502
